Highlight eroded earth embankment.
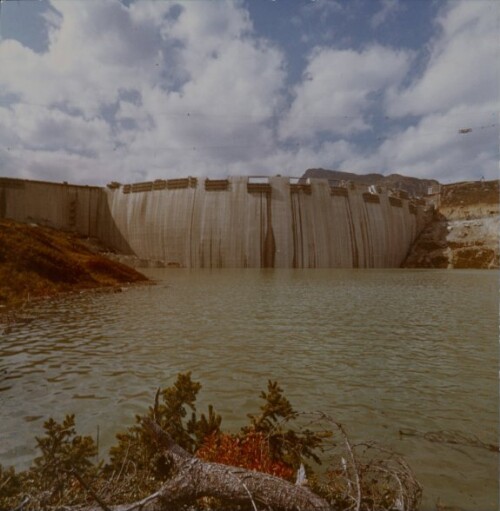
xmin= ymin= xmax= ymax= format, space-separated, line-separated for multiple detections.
xmin=0 ymin=218 xmax=148 ymax=309
xmin=403 ymin=180 xmax=499 ymax=269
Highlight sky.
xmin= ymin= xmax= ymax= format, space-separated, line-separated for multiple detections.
xmin=0 ymin=0 xmax=498 ymax=185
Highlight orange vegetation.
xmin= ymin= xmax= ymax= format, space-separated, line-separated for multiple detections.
xmin=196 ymin=431 xmax=295 ymax=480
xmin=0 ymin=219 xmax=148 ymax=308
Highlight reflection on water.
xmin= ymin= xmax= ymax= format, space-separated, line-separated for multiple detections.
xmin=0 ymin=269 xmax=498 ymax=510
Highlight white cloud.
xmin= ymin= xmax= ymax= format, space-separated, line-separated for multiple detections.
xmin=373 ymin=104 xmax=498 ymax=182
xmin=9 ymin=104 xmax=111 ymax=155
xmin=273 ymin=0 xmax=499 ymax=185
xmin=0 ymin=145 xmax=111 ymax=184
xmin=0 ymin=0 xmax=286 ymax=183
xmin=377 ymin=0 xmax=499 ymax=182
xmin=254 ymin=139 xmax=358 ymax=176
xmin=279 ymin=45 xmax=411 ymax=141
xmin=387 ymin=0 xmax=498 ymax=117
xmin=0 ymin=0 xmax=167 ymax=115
xmin=371 ymin=0 xmax=403 ymax=29
xmin=167 ymin=0 xmax=252 ymax=76
xmin=115 ymin=3 xmax=285 ymax=179
xmin=0 ymin=0 xmax=496 ymax=186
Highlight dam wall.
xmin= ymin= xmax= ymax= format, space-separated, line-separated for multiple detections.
xmin=0 ymin=178 xmax=103 ymax=236
xmin=0 ymin=177 xmax=134 ymax=253
xmin=0 ymin=176 xmax=428 ymax=268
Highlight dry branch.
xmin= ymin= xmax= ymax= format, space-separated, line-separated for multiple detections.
xmin=303 ymin=413 xmax=422 ymax=511
xmin=77 ymin=417 xmax=331 ymax=511
xmin=399 ymin=428 xmax=500 ymax=452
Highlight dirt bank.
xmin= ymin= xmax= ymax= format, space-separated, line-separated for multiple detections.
xmin=0 ymin=219 xmax=149 ymax=309
xmin=403 ymin=180 xmax=499 ymax=269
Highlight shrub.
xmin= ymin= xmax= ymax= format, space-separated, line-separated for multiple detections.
xmin=197 ymin=431 xmax=295 ymax=480
xmin=14 ymin=414 xmax=100 ymax=508
xmin=245 ymin=380 xmax=325 ymax=470
xmin=107 ymin=372 xmax=222 ymax=482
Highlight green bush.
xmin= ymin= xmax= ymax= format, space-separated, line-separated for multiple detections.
xmin=0 ymin=465 xmax=22 ymax=508
xmin=245 ymin=380 xmax=325 ymax=470
xmin=0 ymin=373 xmax=421 ymax=511
xmin=107 ymin=372 xmax=222 ymax=482
xmin=30 ymin=414 xmax=98 ymax=505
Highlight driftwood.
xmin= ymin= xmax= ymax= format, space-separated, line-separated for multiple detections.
xmin=78 ymin=417 xmax=331 ymax=511
xmin=399 ymin=427 xmax=500 ymax=453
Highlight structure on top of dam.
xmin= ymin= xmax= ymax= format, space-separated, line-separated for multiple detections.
xmin=0 ymin=175 xmax=430 ymax=268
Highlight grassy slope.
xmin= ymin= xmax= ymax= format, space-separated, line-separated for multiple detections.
xmin=0 ymin=219 xmax=148 ymax=308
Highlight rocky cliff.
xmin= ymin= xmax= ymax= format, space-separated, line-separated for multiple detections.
xmin=402 ymin=180 xmax=499 ymax=269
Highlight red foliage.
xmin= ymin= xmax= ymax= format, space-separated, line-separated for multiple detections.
xmin=196 ymin=431 xmax=294 ymax=481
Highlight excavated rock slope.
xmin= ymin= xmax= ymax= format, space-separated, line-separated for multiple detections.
xmin=403 ymin=180 xmax=499 ymax=269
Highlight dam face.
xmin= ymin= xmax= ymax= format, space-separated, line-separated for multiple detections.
xmin=0 ymin=176 xmax=428 ymax=268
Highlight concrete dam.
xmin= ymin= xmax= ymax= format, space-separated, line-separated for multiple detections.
xmin=0 ymin=176 xmax=428 ymax=268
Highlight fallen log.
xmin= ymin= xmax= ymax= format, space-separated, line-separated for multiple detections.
xmin=78 ymin=417 xmax=331 ymax=511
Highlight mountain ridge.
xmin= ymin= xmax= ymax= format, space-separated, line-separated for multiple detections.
xmin=302 ymin=168 xmax=439 ymax=197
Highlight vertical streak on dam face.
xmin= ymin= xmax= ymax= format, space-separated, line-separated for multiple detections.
xmin=0 ymin=187 xmax=6 ymax=219
xmin=290 ymin=191 xmax=305 ymax=268
xmin=343 ymin=194 xmax=359 ymax=268
xmin=343 ymin=186 xmax=367 ymax=267
xmin=296 ymin=185 xmax=315 ymax=268
xmin=268 ymin=177 xmax=292 ymax=268
xmin=309 ymin=181 xmax=331 ymax=268
xmin=263 ymin=191 xmax=275 ymax=268
xmin=0 ymin=177 xmax=426 ymax=268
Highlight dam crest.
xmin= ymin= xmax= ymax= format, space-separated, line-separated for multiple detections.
xmin=0 ymin=175 xmax=429 ymax=268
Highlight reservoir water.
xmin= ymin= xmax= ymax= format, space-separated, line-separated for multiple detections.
xmin=1 ymin=269 xmax=498 ymax=510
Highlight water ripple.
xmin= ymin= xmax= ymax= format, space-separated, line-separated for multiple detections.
xmin=0 ymin=269 xmax=498 ymax=511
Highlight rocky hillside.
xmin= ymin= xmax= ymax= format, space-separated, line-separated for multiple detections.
xmin=403 ymin=180 xmax=499 ymax=269
xmin=302 ymin=168 xmax=438 ymax=197
xmin=0 ymin=219 xmax=148 ymax=309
